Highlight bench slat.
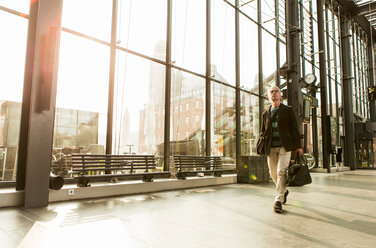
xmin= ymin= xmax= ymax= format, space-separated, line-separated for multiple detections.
xmin=173 ymin=155 xmax=236 ymax=179
xmin=70 ymin=153 xmax=168 ymax=186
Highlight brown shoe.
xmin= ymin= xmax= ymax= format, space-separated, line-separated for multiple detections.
xmin=274 ymin=201 xmax=283 ymax=213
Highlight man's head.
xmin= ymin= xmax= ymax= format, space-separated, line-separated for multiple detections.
xmin=268 ymin=86 xmax=282 ymax=104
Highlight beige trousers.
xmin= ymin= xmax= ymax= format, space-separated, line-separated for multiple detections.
xmin=267 ymin=147 xmax=291 ymax=203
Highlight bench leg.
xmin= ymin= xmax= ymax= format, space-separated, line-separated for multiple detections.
xmin=176 ymin=173 xmax=186 ymax=180
xmin=142 ymin=175 xmax=154 ymax=182
xmin=214 ymin=171 xmax=222 ymax=177
xmin=77 ymin=177 xmax=90 ymax=187
xmin=109 ymin=177 xmax=119 ymax=183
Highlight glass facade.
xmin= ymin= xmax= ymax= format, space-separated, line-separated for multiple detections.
xmin=0 ymin=0 xmax=375 ymax=185
xmin=0 ymin=5 xmax=28 ymax=181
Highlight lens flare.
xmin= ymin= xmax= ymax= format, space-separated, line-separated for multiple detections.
xmin=292 ymin=200 xmax=302 ymax=208
xmin=249 ymin=174 xmax=257 ymax=181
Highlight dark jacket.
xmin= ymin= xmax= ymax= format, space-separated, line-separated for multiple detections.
xmin=260 ymin=103 xmax=302 ymax=155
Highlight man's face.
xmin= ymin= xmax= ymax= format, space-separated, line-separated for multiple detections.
xmin=268 ymin=87 xmax=281 ymax=103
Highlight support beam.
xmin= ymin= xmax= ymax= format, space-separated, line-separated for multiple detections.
xmin=206 ymin=0 xmax=211 ymax=156
xmin=336 ymin=0 xmax=376 ymax=41
xmin=353 ymin=2 xmax=376 ymax=17
xmin=258 ymin=0 xmax=264 ymax=125
xmin=106 ymin=0 xmax=118 ymax=155
xmin=235 ymin=0 xmax=241 ymax=162
xmin=340 ymin=17 xmax=356 ymax=170
xmin=164 ymin=0 xmax=172 ymax=171
xmin=316 ymin=0 xmax=330 ymax=171
xmin=21 ymin=0 xmax=63 ymax=207
xmin=285 ymin=0 xmax=303 ymax=137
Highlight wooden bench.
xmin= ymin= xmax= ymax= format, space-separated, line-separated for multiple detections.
xmin=173 ymin=155 xmax=237 ymax=180
xmin=71 ymin=154 xmax=170 ymax=187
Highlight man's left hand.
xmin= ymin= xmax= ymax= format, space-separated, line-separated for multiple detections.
xmin=295 ymin=148 xmax=303 ymax=156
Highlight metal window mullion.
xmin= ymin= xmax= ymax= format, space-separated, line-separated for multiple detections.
xmin=325 ymin=7 xmax=333 ymax=116
xmin=206 ymin=0 xmax=211 ymax=156
xmin=362 ymin=37 xmax=368 ymax=115
xmin=355 ymin=27 xmax=363 ymax=114
xmin=164 ymin=0 xmax=172 ymax=170
xmin=317 ymin=0 xmax=330 ymax=171
xmin=358 ymin=32 xmax=364 ymax=115
xmin=106 ymin=0 xmax=118 ymax=155
xmin=367 ymin=39 xmax=376 ymax=121
xmin=300 ymin=0 xmax=306 ymax=77
xmin=351 ymin=25 xmax=358 ymax=113
xmin=258 ymin=0 xmax=263 ymax=127
xmin=235 ymin=0 xmax=241 ymax=159
xmin=276 ymin=0 xmax=280 ymax=87
xmin=359 ymin=35 xmax=366 ymax=117
xmin=331 ymin=8 xmax=340 ymax=144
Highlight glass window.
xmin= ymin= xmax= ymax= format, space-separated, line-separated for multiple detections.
xmin=0 ymin=10 xmax=28 ymax=182
xmin=241 ymin=92 xmax=260 ymax=156
xmin=262 ymin=31 xmax=277 ymax=89
xmin=172 ymin=0 xmax=205 ymax=74
xmin=239 ymin=0 xmax=257 ymax=21
xmin=171 ymin=69 xmax=205 ymax=156
xmin=0 ymin=0 xmax=30 ymax=14
xmin=211 ymin=83 xmax=235 ymax=157
xmin=211 ymin=0 xmax=235 ymax=85
xmin=240 ymin=13 xmax=258 ymax=91
xmin=117 ymin=0 xmax=167 ymax=60
xmin=279 ymin=41 xmax=287 ymax=86
xmin=261 ymin=0 xmax=275 ymax=34
xmin=53 ymin=32 xmax=110 ymax=175
xmin=113 ymin=51 xmax=165 ymax=157
xmin=62 ymin=0 xmax=112 ymax=42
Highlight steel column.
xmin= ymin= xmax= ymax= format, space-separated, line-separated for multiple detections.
xmin=317 ymin=0 xmax=330 ymax=171
xmin=164 ymin=0 xmax=172 ymax=171
xmin=235 ymin=0 xmax=241 ymax=162
xmin=16 ymin=1 xmax=39 ymax=191
xmin=206 ymin=0 xmax=211 ymax=156
xmin=275 ymin=0 xmax=280 ymax=87
xmin=20 ymin=0 xmax=63 ymax=207
xmin=258 ymin=0 xmax=263 ymax=125
xmin=106 ymin=0 xmax=118 ymax=155
xmin=285 ymin=0 xmax=303 ymax=139
xmin=340 ymin=16 xmax=356 ymax=170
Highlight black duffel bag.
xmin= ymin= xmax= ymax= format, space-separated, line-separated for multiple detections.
xmin=287 ymin=155 xmax=312 ymax=187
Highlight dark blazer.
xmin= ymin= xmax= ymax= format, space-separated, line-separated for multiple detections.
xmin=259 ymin=103 xmax=302 ymax=155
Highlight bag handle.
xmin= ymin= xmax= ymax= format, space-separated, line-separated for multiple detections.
xmin=296 ymin=154 xmax=306 ymax=165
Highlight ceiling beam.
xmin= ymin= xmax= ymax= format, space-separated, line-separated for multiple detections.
xmin=335 ymin=0 xmax=376 ymax=42
xmin=353 ymin=2 xmax=376 ymax=17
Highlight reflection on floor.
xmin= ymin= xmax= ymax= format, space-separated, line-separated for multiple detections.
xmin=0 ymin=170 xmax=375 ymax=248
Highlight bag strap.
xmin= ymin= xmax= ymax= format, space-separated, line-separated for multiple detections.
xmin=296 ymin=154 xmax=306 ymax=165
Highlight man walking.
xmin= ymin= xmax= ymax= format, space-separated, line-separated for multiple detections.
xmin=259 ymin=86 xmax=303 ymax=213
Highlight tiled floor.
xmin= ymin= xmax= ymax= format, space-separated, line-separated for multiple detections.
xmin=0 ymin=170 xmax=375 ymax=248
